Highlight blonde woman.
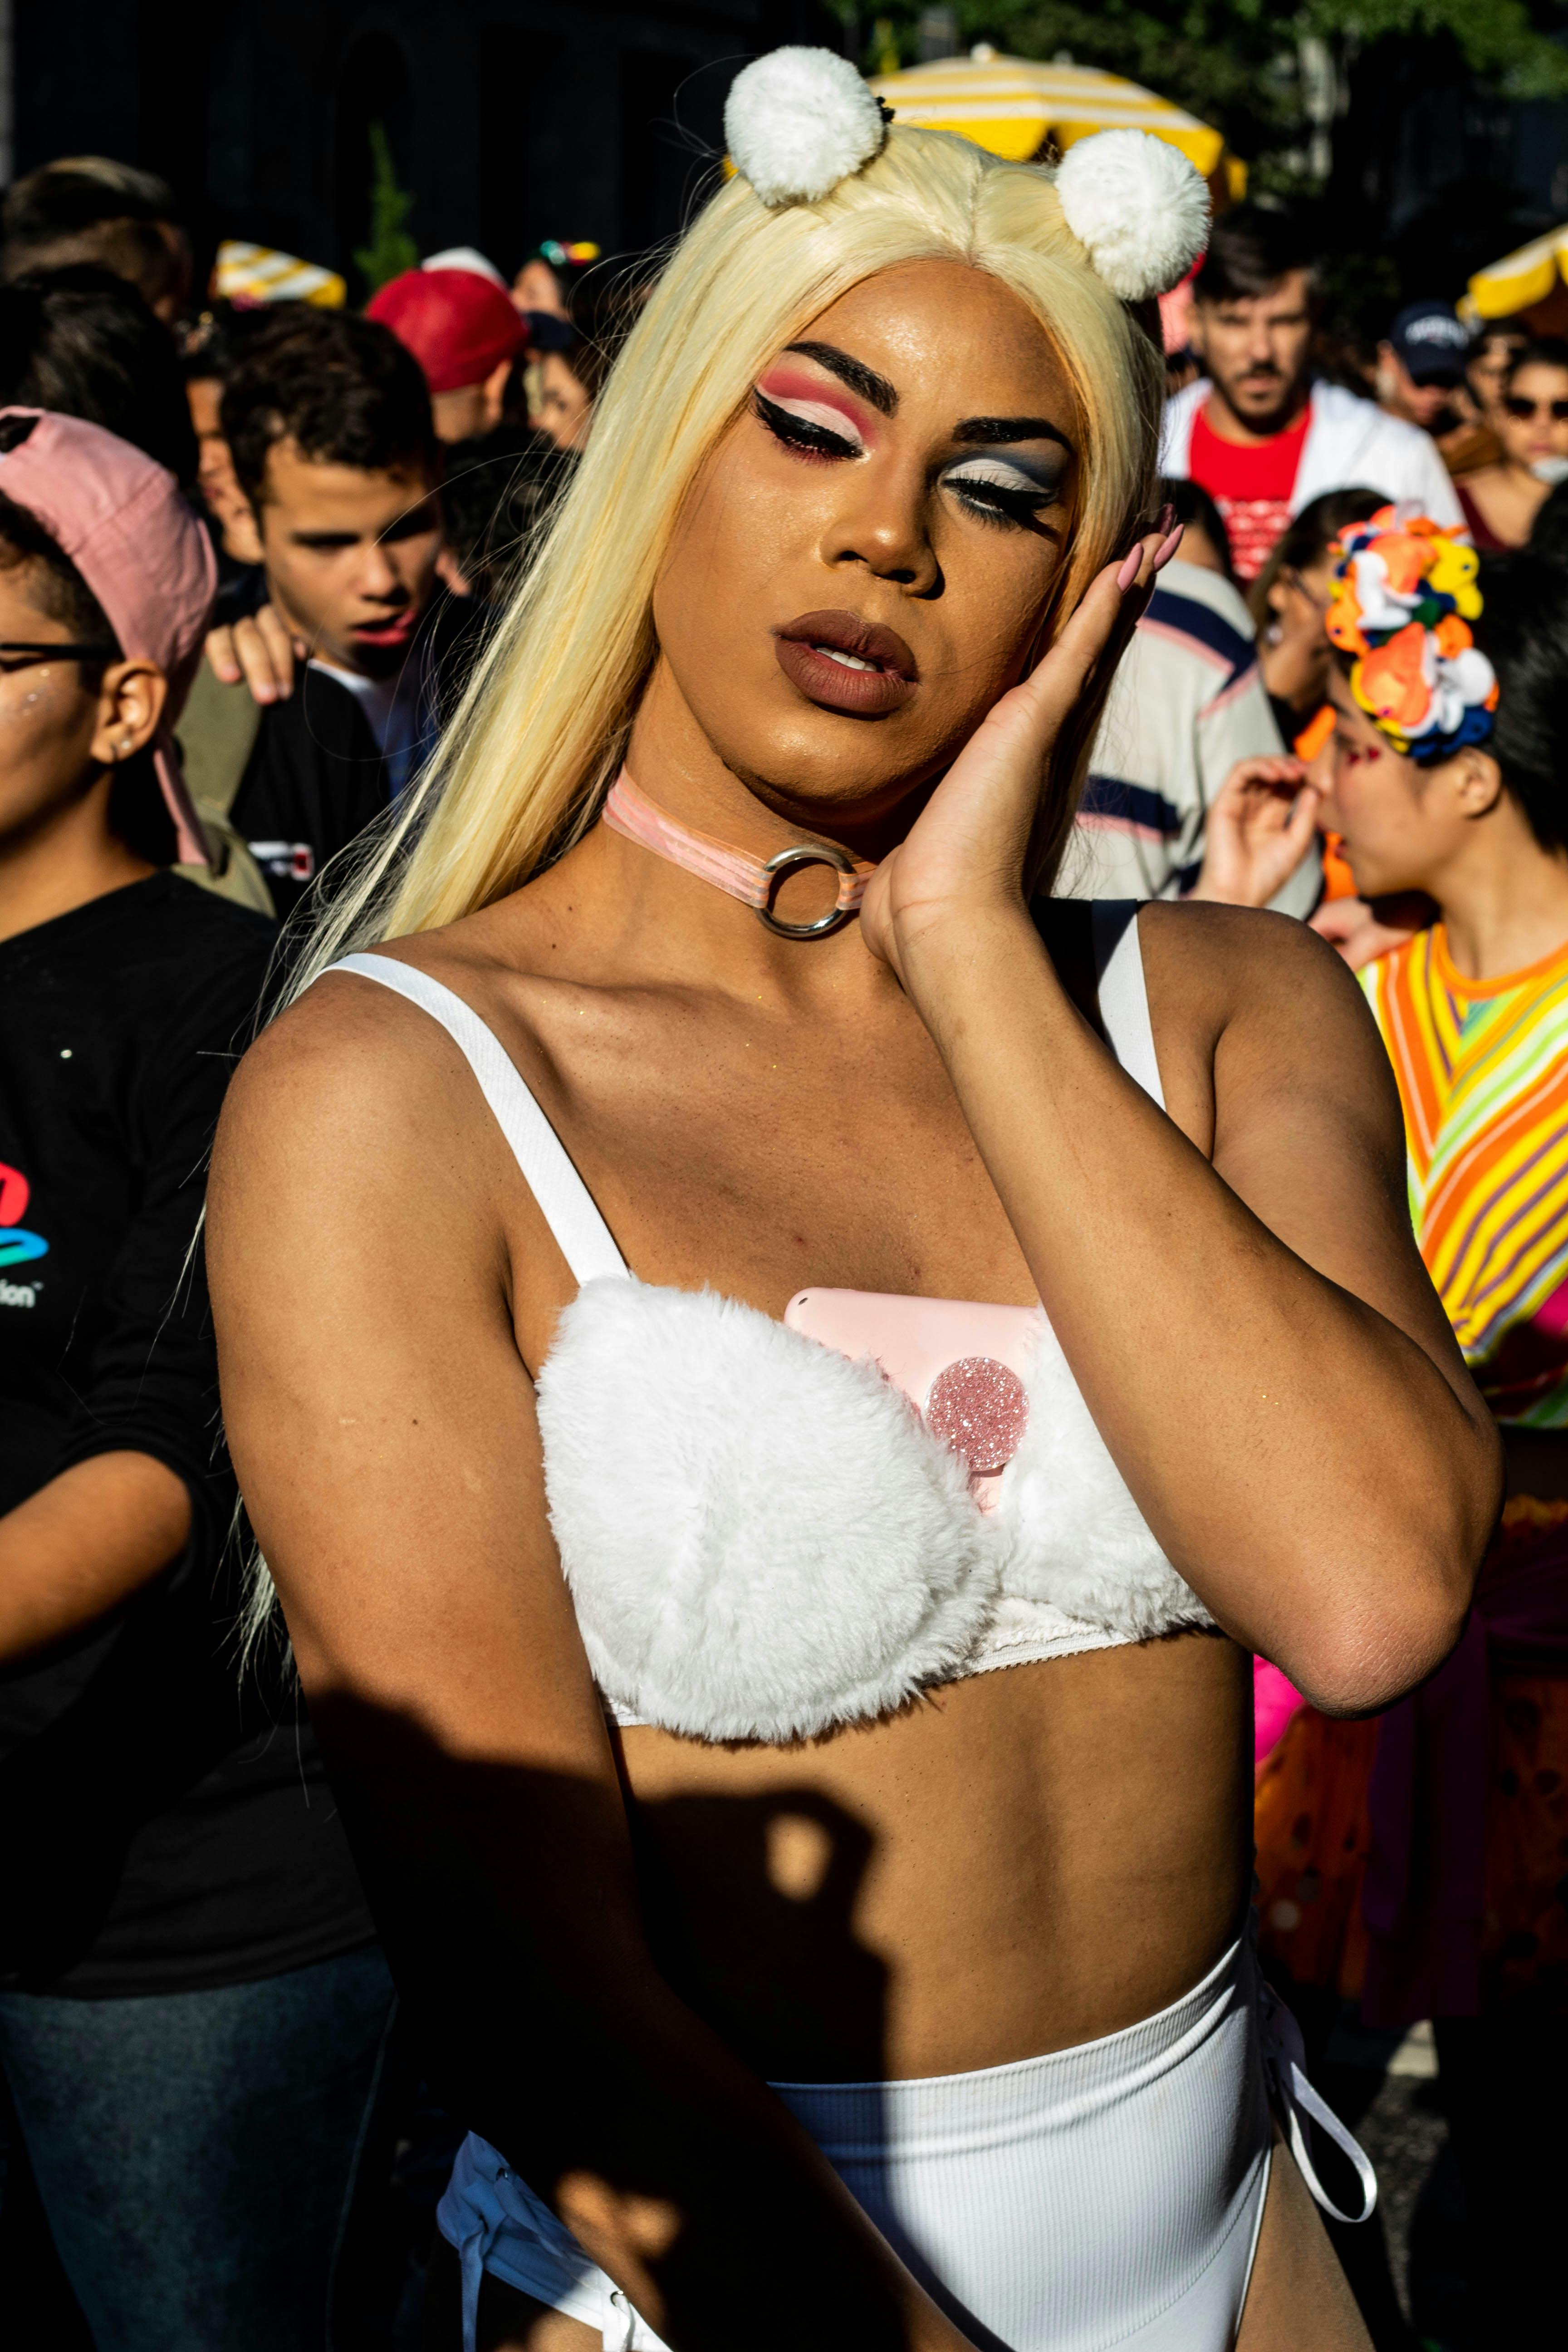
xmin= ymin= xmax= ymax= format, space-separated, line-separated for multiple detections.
xmin=207 ymin=54 xmax=1497 ymax=2352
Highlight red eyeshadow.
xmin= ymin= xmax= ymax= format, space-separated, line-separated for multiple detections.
xmin=756 ymin=366 xmax=874 ymax=438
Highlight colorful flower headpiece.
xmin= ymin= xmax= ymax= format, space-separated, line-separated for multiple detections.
xmin=1325 ymin=505 xmax=1497 ymax=762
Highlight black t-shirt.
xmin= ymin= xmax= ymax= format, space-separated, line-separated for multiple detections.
xmin=231 ymin=664 xmax=388 ymax=921
xmin=231 ymin=589 xmax=486 ymax=920
xmin=0 ymin=872 xmax=374 ymax=1994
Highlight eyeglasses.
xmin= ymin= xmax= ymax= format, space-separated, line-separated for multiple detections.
xmin=1503 ymin=394 xmax=1568 ymax=422
xmin=0 ymin=642 xmax=118 ymax=671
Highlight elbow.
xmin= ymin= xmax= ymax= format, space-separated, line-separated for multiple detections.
xmin=1292 ymin=1423 xmax=1500 ymax=1717
xmin=1289 ymin=1544 xmax=1478 ymax=1719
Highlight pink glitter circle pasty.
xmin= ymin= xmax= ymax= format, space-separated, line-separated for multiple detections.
xmin=924 ymin=1357 xmax=1029 ymax=1477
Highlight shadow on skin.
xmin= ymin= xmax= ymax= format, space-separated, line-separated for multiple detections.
xmin=304 ymin=1692 xmax=951 ymax=2351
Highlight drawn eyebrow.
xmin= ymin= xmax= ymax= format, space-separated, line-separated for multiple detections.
xmin=783 ymin=341 xmax=899 ymax=416
xmin=953 ymin=417 xmax=1074 ymax=451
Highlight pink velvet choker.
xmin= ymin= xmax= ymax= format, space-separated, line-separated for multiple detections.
xmin=602 ymin=769 xmax=876 ymax=940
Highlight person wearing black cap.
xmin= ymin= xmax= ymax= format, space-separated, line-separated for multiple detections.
xmin=1376 ymin=299 xmax=1471 ymax=436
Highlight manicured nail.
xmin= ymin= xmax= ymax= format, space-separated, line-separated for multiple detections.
xmin=1151 ymin=524 xmax=1185 ymax=573
xmin=1116 ymin=547 xmax=1142 ymax=592
xmin=1156 ymin=501 xmax=1176 ymax=535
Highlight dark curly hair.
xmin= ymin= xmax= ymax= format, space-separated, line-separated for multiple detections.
xmin=220 ymin=309 xmax=438 ymax=509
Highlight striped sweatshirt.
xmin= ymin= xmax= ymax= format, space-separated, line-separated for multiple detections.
xmin=1056 ymin=557 xmax=1320 ymax=918
xmin=1362 ymin=923 xmax=1568 ymax=1425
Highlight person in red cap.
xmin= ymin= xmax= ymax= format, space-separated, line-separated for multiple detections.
xmin=367 ymin=264 xmax=524 ymax=443
xmin=0 ymin=406 xmax=390 ymax=2347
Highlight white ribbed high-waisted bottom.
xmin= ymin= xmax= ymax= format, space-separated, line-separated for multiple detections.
xmin=436 ymin=1936 xmax=1275 ymax=2352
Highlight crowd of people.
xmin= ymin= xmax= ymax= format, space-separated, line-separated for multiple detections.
xmin=0 ymin=58 xmax=1564 ymax=2352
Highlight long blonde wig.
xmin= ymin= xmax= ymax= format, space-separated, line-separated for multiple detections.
xmin=283 ymin=124 xmax=1163 ymax=998
xmin=239 ymin=127 xmax=1164 ymax=1659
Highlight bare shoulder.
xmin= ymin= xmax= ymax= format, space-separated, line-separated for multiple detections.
xmin=208 ymin=960 xmax=511 ymax=1274
xmin=1138 ymin=896 xmax=1367 ymax=1012
xmin=1138 ymin=899 xmax=1396 ymax=1092
xmin=219 ymin=967 xmax=453 ymax=1161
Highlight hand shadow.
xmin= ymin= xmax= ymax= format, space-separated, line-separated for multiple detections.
xmin=311 ymin=1690 xmax=1011 ymax=2352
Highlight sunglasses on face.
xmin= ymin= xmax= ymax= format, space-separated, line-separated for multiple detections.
xmin=1504 ymin=394 xmax=1568 ymax=422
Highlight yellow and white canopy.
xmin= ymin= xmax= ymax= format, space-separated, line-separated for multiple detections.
xmin=869 ymin=49 xmax=1245 ymax=197
xmin=1465 ymin=223 xmax=1568 ymax=323
xmin=213 ymin=240 xmax=346 ymax=309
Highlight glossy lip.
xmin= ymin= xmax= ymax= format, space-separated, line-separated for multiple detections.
xmin=773 ymin=609 xmax=917 ymax=717
xmin=352 ymin=607 xmax=419 ymax=646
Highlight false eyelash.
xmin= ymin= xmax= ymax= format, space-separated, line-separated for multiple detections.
xmin=946 ymin=477 xmax=1054 ymax=531
xmin=942 ymin=461 xmax=1061 ymax=532
xmin=753 ymin=387 xmax=859 ymax=461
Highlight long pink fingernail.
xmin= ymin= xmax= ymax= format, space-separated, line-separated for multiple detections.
xmin=1116 ymin=548 xmax=1142 ymax=592
xmin=1151 ymin=524 xmax=1185 ymax=573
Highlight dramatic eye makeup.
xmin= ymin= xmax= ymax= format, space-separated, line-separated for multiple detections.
xmin=751 ymin=340 xmax=1073 ymax=529
xmin=753 ymin=367 xmax=871 ymax=460
xmin=941 ymin=451 xmax=1068 ymax=530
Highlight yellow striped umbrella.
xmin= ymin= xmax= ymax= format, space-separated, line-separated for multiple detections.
xmin=1465 ymin=224 xmax=1568 ymax=323
xmin=870 ymin=49 xmax=1245 ymax=200
xmin=213 ymin=240 xmax=346 ymax=309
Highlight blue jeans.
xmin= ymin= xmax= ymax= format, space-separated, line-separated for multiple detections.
xmin=0 ymin=1943 xmax=396 ymax=2352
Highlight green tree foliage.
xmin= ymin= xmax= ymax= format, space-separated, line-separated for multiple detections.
xmin=1310 ymin=0 xmax=1568 ymax=100
xmin=847 ymin=0 xmax=1568 ymax=161
xmin=353 ymin=121 xmax=419 ymax=298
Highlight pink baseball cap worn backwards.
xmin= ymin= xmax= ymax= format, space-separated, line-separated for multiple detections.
xmin=367 ymin=267 xmax=525 ymax=395
xmin=0 ymin=407 xmax=217 ymax=864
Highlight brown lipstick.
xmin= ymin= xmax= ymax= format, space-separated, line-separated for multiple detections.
xmin=773 ymin=608 xmax=917 ymax=717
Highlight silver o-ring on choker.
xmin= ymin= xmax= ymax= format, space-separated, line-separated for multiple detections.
xmin=759 ymin=842 xmax=865 ymax=938
xmin=601 ymin=770 xmax=877 ymax=942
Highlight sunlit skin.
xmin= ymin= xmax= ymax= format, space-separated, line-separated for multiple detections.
xmin=431 ymin=357 xmax=514 ymax=446
xmin=1322 ymin=671 xmax=1568 ymax=1506
xmin=225 ymin=439 xmax=444 ymax=678
xmin=0 ymin=562 xmax=164 ymax=939
xmin=514 ymin=258 xmax=569 ymax=318
xmin=185 ymin=375 xmax=252 ymax=556
xmin=1260 ymin=544 xmax=1341 ymax=717
xmin=529 ymin=348 xmax=594 ymax=451
xmin=211 ymin=261 xmax=1496 ymax=2352
xmin=1455 ymin=358 xmax=1568 ymax=549
xmin=1190 ymin=268 xmax=1314 ymax=441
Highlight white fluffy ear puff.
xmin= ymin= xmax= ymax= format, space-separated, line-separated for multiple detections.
xmin=725 ymin=46 xmax=891 ymax=208
xmin=1053 ymin=129 xmax=1210 ymax=303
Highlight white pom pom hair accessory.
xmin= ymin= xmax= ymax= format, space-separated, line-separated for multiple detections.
xmin=724 ymin=49 xmax=1207 ymax=307
xmin=1053 ymin=128 xmax=1210 ymax=303
xmin=724 ymin=47 xmax=890 ymax=208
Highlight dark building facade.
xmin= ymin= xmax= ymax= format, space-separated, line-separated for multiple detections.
xmin=13 ymin=2 xmax=839 ymax=292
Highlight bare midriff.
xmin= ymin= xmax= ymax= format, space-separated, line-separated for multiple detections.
xmin=617 ymin=1630 xmax=1253 ymax=2085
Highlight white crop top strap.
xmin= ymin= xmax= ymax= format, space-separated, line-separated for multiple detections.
xmin=1091 ymin=902 xmax=1166 ymax=1112
xmin=327 ymin=953 xmax=629 ymax=1285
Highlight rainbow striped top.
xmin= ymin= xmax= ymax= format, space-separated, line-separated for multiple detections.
xmin=1362 ymin=926 xmax=1568 ymax=1425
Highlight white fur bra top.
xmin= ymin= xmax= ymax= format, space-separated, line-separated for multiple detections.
xmin=327 ymin=911 xmax=1212 ymax=1746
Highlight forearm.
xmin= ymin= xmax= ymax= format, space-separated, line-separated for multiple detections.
xmin=903 ymin=903 xmax=1491 ymax=1705
xmin=337 ymin=1760 xmax=974 ymax=2352
xmin=0 ymin=1452 xmax=193 ymax=1664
